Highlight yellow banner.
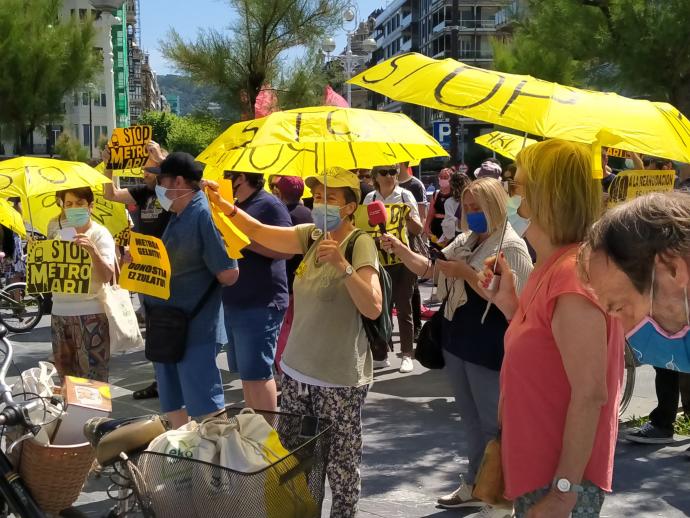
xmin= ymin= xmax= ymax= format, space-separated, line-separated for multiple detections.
xmin=607 ymin=170 xmax=675 ymax=206
xmin=107 ymin=126 xmax=152 ymax=170
xmin=26 ymin=240 xmax=92 ymax=294
xmin=119 ymin=232 xmax=171 ymax=300
xmin=354 ymin=203 xmax=410 ymax=266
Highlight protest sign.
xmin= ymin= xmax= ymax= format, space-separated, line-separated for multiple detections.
xmin=26 ymin=240 xmax=91 ymax=295
xmin=119 ymin=232 xmax=171 ymax=300
xmin=605 ymin=147 xmax=627 ymax=158
xmin=607 ymin=169 xmax=675 ymax=206
xmin=107 ymin=126 xmax=152 ymax=170
xmin=354 ymin=203 xmax=410 ymax=266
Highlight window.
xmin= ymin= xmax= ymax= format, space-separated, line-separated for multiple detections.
xmin=73 ymin=125 xmax=79 ymax=140
xmin=93 ymin=126 xmax=101 ymax=144
xmin=83 ymin=124 xmax=91 ymax=147
xmin=101 ymin=126 xmax=108 ymax=140
xmin=82 ymin=92 xmax=89 ymax=106
xmin=73 ymin=92 xmax=78 ymax=106
xmin=101 ymin=93 xmax=106 ymax=107
xmin=79 ymin=8 xmax=87 ymax=20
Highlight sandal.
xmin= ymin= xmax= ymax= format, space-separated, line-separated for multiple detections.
xmin=132 ymin=382 xmax=158 ymax=400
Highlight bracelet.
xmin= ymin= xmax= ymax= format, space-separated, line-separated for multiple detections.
xmin=227 ymin=205 xmax=238 ymax=218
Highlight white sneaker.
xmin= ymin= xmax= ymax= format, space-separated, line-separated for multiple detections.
xmin=399 ymin=356 xmax=414 ymax=373
xmin=373 ymin=359 xmax=391 ymax=369
xmin=437 ymin=475 xmax=482 ymax=508
xmin=465 ymin=505 xmax=513 ymax=518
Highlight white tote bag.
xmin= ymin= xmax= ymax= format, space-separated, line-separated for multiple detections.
xmin=99 ymin=262 xmax=143 ymax=353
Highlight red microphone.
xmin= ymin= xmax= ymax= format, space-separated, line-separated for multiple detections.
xmin=367 ymin=200 xmax=388 ymax=235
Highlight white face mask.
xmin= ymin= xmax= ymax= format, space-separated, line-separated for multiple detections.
xmin=155 ymin=184 xmax=193 ymax=211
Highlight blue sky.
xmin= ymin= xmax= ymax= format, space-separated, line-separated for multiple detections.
xmin=141 ymin=0 xmax=385 ymax=75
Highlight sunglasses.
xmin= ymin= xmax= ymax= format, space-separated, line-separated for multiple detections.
xmin=358 ymin=173 xmax=372 ymax=179
xmin=375 ymin=169 xmax=398 ymax=177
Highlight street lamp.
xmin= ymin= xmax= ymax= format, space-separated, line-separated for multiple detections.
xmin=86 ymin=82 xmax=96 ymax=158
xmin=322 ymin=3 xmax=377 ymax=106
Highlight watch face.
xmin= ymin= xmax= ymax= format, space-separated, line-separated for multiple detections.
xmin=556 ymin=479 xmax=571 ymax=492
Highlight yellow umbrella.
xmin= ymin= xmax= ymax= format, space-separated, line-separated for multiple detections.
xmin=0 ymin=157 xmax=111 ymax=198
xmin=198 ymin=106 xmax=448 ymax=179
xmin=0 ymin=157 xmax=114 ymax=237
xmin=475 ymin=131 xmax=538 ymax=160
xmin=349 ymin=53 xmax=690 ymax=177
xmin=0 ymin=199 xmax=26 ymax=238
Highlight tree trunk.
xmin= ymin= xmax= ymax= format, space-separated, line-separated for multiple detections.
xmin=18 ymin=125 xmax=35 ymax=155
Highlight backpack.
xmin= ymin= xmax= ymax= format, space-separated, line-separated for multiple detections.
xmin=307 ymin=229 xmax=393 ymax=361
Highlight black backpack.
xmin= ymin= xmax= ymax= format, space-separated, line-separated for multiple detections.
xmin=308 ymin=229 xmax=393 ymax=361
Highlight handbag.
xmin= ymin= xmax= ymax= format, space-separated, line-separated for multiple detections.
xmin=144 ymin=279 xmax=218 ymax=363
xmin=99 ymin=262 xmax=144 ymax=354
xmin=472 ymin=435 xmax=511 ymax=506
xmin=414 ymin=300 xmax=446 ymax=369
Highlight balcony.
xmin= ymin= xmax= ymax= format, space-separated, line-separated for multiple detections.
xmin=457 ymin=49 xmax=494 ymax=61
xmin=495 ymin=0 xmax=521 ymax=30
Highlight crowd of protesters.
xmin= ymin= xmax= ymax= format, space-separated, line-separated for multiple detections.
xmin=12 ymin=140 xmax=686 ymax=518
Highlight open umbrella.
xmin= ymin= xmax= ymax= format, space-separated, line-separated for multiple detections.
xmin=198 ymin=106 xmax=448 ymax=180
xmin=0 ymin=157 xmax=112 ymax=235
xmin=475 ymin=131 xmax=538 ymax=161
xmin=349 ymin=53 xmax=690 ymax=177
xmin=0 ymin=199 xmax=26 ymax=238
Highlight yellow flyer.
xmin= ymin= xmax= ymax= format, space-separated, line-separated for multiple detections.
xmin=107 ymin=125 xmax=152 ymax=170
xmin=119 ymin=232 xmax=171 ymax=299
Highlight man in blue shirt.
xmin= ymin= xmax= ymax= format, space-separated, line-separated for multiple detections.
xmin=223 ymin=171 xmax=292 ymax=411
xmin=144 ymin=152 xmax=239 ymax=429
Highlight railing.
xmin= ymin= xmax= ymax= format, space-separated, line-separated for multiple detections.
xmin=457 ymin=49 xmax=494 ymax=60
xmin=495 ymin=0 xmax=521 ymax=27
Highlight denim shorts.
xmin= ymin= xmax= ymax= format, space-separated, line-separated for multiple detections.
xmin=154 ymin=341 xmax=225 ymax=418
xmin=224 ymin=306 xmax=285 ymax=381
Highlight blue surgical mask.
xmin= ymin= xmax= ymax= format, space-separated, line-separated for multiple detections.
xmin=64 ymin=207 xmax=90 ymax=228
xmin=626 ymin=270 xmax=690 ymax=372
xmin=312 ymin=203 xmax=343 ymax=232
xmin=466 ymin=211 xmax=488 ymax=233
xmin=506 ymin=195 xmax=531 ymax=237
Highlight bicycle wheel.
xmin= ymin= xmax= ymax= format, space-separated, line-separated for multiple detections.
xmin=619 ymin=342 xmax=637 ymax=417
xmin=0 ymin=283 xmax=43 ymax=333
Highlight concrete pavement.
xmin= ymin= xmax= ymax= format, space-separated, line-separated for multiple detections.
xmin=6 ymin=301 xmax=690 ymax=517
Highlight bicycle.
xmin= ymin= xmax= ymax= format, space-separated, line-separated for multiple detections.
xmin=0 ymin=260 xmax=44 ymax=334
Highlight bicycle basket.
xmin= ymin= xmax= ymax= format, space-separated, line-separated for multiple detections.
xmin=129 ymin=408 xmax=331 ymax=518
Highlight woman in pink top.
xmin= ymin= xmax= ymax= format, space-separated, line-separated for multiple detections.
xmin=478 ymin=140 xmax=624 ymax=518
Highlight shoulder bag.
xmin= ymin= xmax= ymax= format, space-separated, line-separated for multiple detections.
xmin=144 ymin=279 xmax=218 ymax=363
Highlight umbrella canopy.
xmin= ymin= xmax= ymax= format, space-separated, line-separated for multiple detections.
xmin=475 ymin=131 xmax=538 ymax=160
xmin=0 ymin=199 xmax=26 ymax=237
xmin=349 ymin=53 xmax=690 ymax=176
xmin=0 ymin=157 xmax=111 ymax=199
xmin=198 ymin=106 xmax=448 ymax=179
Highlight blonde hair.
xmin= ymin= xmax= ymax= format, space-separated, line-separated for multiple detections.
xmin=460 ymin=178 xmax=508 ymax=234
xmin=516 ymin=139 xmax=601 ymax=245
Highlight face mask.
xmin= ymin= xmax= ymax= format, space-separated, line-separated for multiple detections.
xmin=312 ymin=203 xmax=343 ymax=232
xmin=466 ymin=211 xmax=488 ymax=233
xmin=439 ymin=179 xmax=450 ymax=189
xmin=626 ymin=269 xmax=690 ymax=372
xmin=155 ymin=184 xmax=193 ymax=212
xmin=506 ymin=195 xmax=531 ymax=237
xmin=64 ymin=207 xmax=90 ymax=228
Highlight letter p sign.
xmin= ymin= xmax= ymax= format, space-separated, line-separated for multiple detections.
xmin=433 ymin=120 xmax=452 ymax=150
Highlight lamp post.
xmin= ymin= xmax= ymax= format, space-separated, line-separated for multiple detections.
xmin=86 ymin=82 xmax=96 ymax=158
xmin=322 ymin=3 xmax=377 ymax=106
xmin=89 ymin=0 xmax=125 ymax=133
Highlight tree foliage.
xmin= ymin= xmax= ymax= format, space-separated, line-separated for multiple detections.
xmin=0 ymin=0 xmax=99 ymax=152
xmin=54 ymin=132 xmax=89 ymax=162
xmin=492 ymin=0 xmax=690 ymax=115
xmin=276 ymin=47 xmax=345 ymax=110
xmin=161 ymin=0 xmax=349 ymax=117
xmin=137 ymin=111 xmax=222 ymax=157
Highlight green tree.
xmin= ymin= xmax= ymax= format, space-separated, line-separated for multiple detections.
xmin=492 ymin=0 xmax=690 ymax=115
xmin=54 ymin=132 xmax=89 ymax=162
xmin=136 ymin=111 xmax=176 ymax=148
xmin=161 ymin=0 xmax=349 ymax=118
xmin=277 ymin=47 xmax=345 ymax=110
xmin=167 ymin=115 xmax=222 ymax=156
xmin=0 ymin=0 xmax=99 ymax=153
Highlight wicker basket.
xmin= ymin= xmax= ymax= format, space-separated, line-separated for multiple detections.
xmin=18 ymin=438 xmax=95 ymax=514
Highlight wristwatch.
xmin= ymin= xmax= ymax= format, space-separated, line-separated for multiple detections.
xmin=553 ymin=478 xmax=584 ymax=494
xmin=344 ymin=264 xmax=354 ymax=278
